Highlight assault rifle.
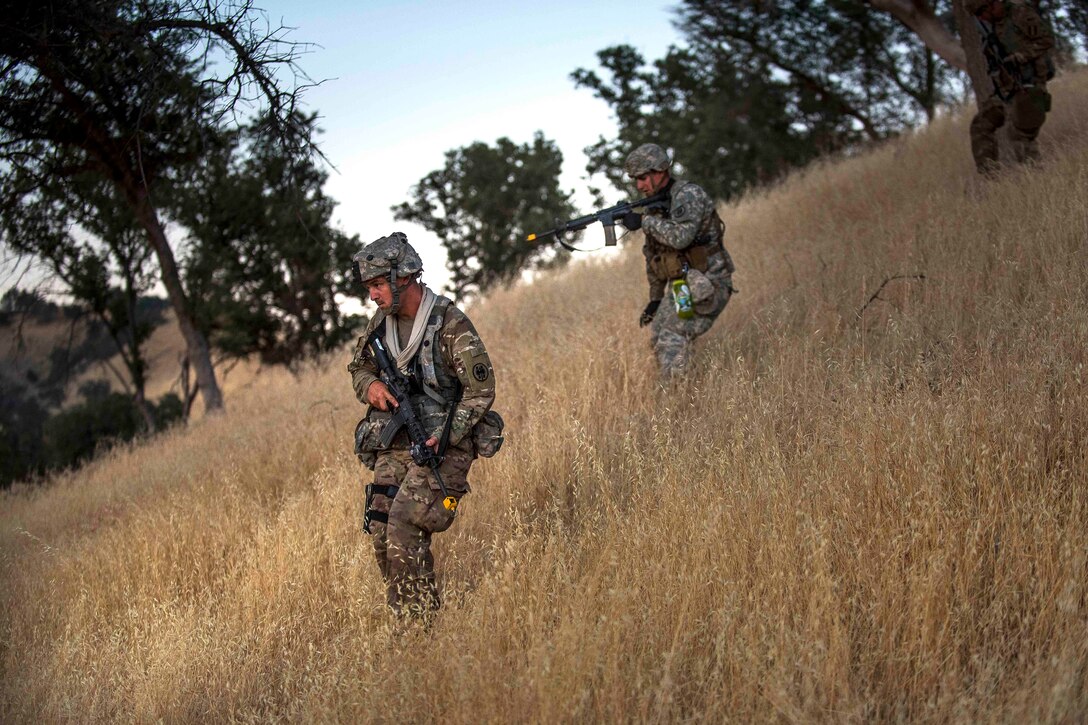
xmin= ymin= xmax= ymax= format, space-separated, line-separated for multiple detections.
xmin=977 ymin=19 xmax=1020 ymax=101
xmin=527 ymin=188 xmax=670 ymax=249
xmin=368 ymin=332 xmax=458 ymax=513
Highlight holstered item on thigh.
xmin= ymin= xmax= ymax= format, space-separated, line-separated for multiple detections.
xmin=363 ymin=483 xmax=398 ymax=534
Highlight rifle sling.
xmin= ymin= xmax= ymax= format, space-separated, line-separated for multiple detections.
xmin=437 ymin=381 xmax=463 ymax=458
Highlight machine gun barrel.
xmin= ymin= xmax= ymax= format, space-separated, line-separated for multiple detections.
xmin=527 ymin=188 xmax=670 ymax=248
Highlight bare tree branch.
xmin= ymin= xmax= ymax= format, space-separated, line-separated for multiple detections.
xmin=866 ymin=0 xmax=968 ymax=70
xmin=856 ymin=274 xmax=927 ymax=319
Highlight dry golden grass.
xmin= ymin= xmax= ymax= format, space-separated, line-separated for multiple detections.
xmin=3 ymin=69 xmax=1088 ymax=722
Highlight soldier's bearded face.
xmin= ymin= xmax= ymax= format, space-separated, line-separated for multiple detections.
xmin=636 ymin=170 xmax=669 ymax=196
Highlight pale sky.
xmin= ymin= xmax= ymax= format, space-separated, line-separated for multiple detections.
xmin=255 ymin=0 xmax=683 ymax=296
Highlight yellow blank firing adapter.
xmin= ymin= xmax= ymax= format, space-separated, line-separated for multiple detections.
xmin=527 ymin=233 xmax=537 ymax=241
xmin=443 ymin=496 xmax=458 ymax=512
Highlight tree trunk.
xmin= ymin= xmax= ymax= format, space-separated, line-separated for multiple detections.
xmin=134 ymin=389 xmax=157 ymax=432
xmin=951 ymin=0 xmax=995 ymax=101
xmin=129 ymin=193 xmax=225 ymax=414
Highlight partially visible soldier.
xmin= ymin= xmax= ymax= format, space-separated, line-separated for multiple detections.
xmin=621 ymin=143 xmax=735 ymax=378
xmin=347 ymin=232 xmax=499 ymax=619
xmin=967 ymin=0 xmax=1055 ymax=173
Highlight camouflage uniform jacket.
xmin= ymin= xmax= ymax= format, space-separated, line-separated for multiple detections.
xmin=348 ymin=297 xmax=495 ymax=452
xmin=979 ymin=0 xmax=1055 ymax=99
xmin=642 ymin=178 xmax=735 ymax=302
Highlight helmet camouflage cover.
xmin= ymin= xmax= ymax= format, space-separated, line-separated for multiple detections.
xmin=352 ymin=232 xmax=423 ymax=285
xmin=624 ymin=143 xmax=672 ymax=177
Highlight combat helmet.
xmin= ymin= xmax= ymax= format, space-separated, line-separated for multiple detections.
xmin=624 ymin=143 xmax=672 ymax=177
xmin=352 ymin=232 xmax=423 ymax=314
xmin=963 ymin=0 xmax=994 ymax=13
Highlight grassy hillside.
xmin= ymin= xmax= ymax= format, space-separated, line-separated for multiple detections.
xmin=2 ymin=69 xmax=1087 ymax=721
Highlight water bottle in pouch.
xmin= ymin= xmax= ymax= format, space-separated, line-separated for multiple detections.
xmin=671 ymin=277 xmax=694 ymax=319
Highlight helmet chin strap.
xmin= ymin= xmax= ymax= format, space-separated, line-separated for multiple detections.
xmin=388 ymin=262 xmax=401 ymax=315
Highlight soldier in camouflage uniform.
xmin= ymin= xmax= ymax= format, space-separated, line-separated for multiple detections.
xmin=347 ymin=233 xmax=496 ymax=618
xmin=621 ymin=143 xmax=735 ymax=378
xmin=967 ymin=0 xmax=1055 ymax=173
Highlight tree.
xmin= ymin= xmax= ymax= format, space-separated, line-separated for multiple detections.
xmin=578 ymin=0 xmax=1084 ymax=196
xmin=175 ymin=114 xmax=364 ymax=371
xmin=0 ymin=0 xmax=316 ymax=414
xmin=574 ymin=1 xmax=965 ymax=200
xmin=2 ymin=173 xmax=163 ymax=429
xmin=393 ymin=133 xmax=577 ymax=299
xmin=678 ymin=0 xmax=964 ymax=128
xmin=573 ymin=45 xmax=841 ymax=200
xmin=867 ymin=0 xmax=1084 ymax=162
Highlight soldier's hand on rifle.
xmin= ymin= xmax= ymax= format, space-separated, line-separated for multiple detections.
xmin=425 ymin=436 xmax=439 ymax=452
xmin=639 ymin=299 xmax=661 ymax=327
xmin=621 ymin=211 xmax=642 ymax=231
xmin=366 ymin=380 xmax=399 ymax=411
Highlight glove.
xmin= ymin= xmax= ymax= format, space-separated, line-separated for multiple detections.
xmin=621 ymin=211 xmax=642 ymax=231
xmin=639 ymin=299 xmax=660 ymax=327
xmin=1007 ymin=51 xmax=1028 ymax=66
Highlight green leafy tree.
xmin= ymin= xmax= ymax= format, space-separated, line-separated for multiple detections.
xmin=0 ymin=0 xmax=316 ymax=414
xmin=393 ymin=133 xmax=577 ymax=299
xmin=0 ymin=376 xmax=48 ymax=487
xmin=175 ymin=114 xmax=364 ymax=372
xmin=42 ymin=386 xmax=183 ymax=473
xmin=573 ymin=45 xmax=833 ymax=199
xmin=574 ymin=1 xmax=968 ymax=200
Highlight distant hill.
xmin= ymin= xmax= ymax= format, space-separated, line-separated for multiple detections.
xmin=0 ymin=293 xmax=263 ymax=416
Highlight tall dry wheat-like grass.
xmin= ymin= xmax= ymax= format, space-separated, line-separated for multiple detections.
xmin=3 ymin=70 xmax=1088 ymax=723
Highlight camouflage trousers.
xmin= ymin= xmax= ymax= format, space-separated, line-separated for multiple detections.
xmin=970 ymin=88 xmax=1051 ymax=174
xmin=650 ymin=251 xmax=733 ymax=379
xmin=366 ymin=447 xmax=472 ymax=617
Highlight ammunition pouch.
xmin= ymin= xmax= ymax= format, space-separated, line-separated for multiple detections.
xmin=354 ymin=409 xmax=394 ymax=471
xmin=472 ymin=410 xmax=505 ymax=458
xmin=649 ymin=250 xmax=686 ymax=281
xmin=647 ymin=233 xmax=722 ymax=281
xmin=685 ymin=241 xmax=714 ymax=272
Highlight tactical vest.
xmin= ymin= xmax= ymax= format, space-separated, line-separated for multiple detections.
xmin=644 ymin=181 xmax=735 ymax=281
xmin=981 ymin=1 xmax=1055 ymax=99
xmin=388 ymin=296 xmax=462 ymax=441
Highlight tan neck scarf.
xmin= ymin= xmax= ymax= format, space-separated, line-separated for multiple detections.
xmin=384 ymin=285 xmax=437 ymax=372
